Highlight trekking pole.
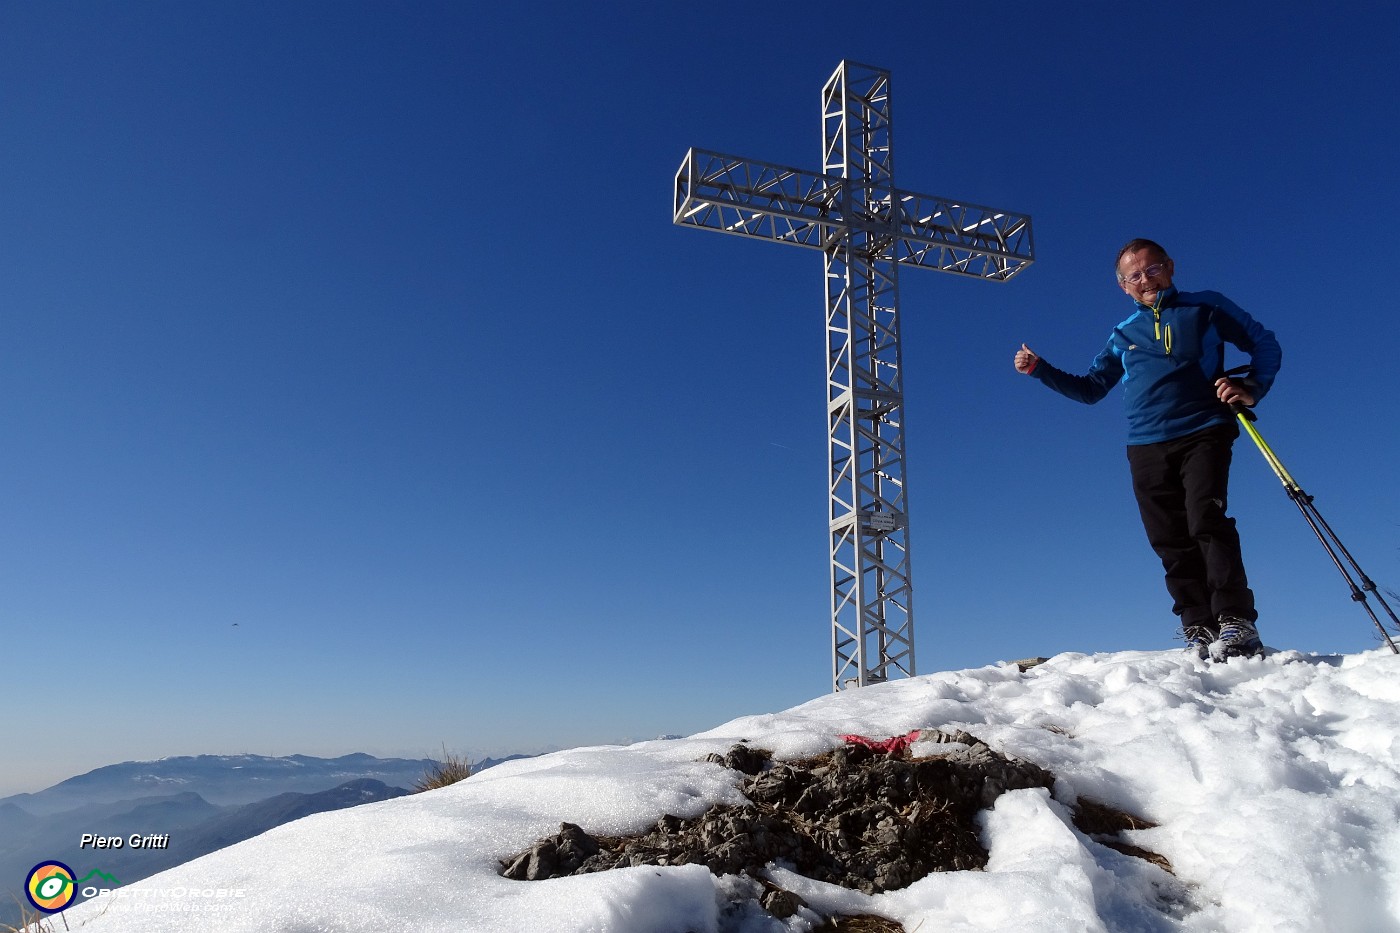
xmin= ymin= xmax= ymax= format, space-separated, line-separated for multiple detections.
xmin=1231 ymin=403 xmax=1400 ymax=654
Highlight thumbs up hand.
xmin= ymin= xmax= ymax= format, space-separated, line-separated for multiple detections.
xmin=1014 ymin=343 xmax=1040 ymax=375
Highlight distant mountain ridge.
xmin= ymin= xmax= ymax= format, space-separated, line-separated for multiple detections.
xmin=70 ymin=779 xmax=415 ymax=885
xmin=0 ymin=751 xmax=533 ymax=926
xmin=1 ymin=752 xmax=439 ymax=815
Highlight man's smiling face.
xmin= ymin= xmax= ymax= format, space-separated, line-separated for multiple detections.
xmin=1117 ymin=247 xmax=1175 ymax=306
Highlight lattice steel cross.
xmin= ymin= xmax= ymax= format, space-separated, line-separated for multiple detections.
xmin=674 ymin=61 xmax=1034 ymax=691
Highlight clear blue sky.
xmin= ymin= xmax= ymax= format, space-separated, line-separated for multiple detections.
xmin=3 ymin=1 xmax=1398 ymax=798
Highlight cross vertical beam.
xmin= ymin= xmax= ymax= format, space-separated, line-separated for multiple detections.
xmin=674 ymin=61 xmax=1033 ymax=691
xmin=824 ymin=64 xmax=912 ymax=690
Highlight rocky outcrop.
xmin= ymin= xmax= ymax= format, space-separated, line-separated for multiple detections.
xmin=502 ymin=732 xmax=1053 ymax=893
xmin=500 ymin=732 xmax=1168 ymax=930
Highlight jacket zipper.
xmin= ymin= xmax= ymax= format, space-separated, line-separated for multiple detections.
xmin=1151 ymin=303 xmax=1173 ymax=357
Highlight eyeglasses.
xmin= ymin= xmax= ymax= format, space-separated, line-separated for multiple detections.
xmin=1120 ymin=262 xmax=1168 ymax=285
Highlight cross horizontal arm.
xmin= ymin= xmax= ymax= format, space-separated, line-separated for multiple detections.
xmin=675 ymin=148 xmax=1034 ymax=282
xmin=674 ymin=148 xmax=845 ymax=250
xmin=894 ymin=192 xmax=1033 ymax=281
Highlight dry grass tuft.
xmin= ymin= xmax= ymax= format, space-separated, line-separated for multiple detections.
xmin=813 ymin=915 xmax=906 ymax=932
xmin=414 ymin=745 xmax=473 ymax=792
xmin=2 ymin=895 xmax=59 ymax=933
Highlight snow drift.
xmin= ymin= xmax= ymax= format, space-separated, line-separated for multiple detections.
xmin=54 ymin=647 xmax=1400 ymax=932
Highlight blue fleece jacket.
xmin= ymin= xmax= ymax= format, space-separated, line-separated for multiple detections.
xmin=1030 ymin=285 xmax=1282 ymax=445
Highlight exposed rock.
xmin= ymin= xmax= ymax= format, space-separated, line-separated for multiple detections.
xmin=1071 ymin=797 xmax=1173 ymax=873
xmin=1009 ymin=656 xmax=1051 ymax=672
xmin=501 ymin=732 xmax=1052 ymax=909
xmin=760 ymin=886 xmax=805 ymax=919
xmin=704 ymin=742 xmax=772 ymax=776
xmin=500 ymin=733 xmax=1169 ymax=927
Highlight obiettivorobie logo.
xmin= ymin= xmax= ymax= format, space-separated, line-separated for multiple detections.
xmin=23 ymin=861 xmax=248 ymax=917
xmin=24 ymin=861 xmax=121 ymax=914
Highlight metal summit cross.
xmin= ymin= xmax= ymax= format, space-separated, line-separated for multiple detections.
xmin=673 ymin=61 xmax=1034 ymax=691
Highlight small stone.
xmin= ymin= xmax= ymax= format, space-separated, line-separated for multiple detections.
xmin=761 ymin=887 xmax=804 ymax=919
xmin=500 ymin=852 xmax=530 ymax=881
xmin=525 ymin=840 xmax=557 ymax=881
xmin=723 ymin=743 xmax=771 ymax=775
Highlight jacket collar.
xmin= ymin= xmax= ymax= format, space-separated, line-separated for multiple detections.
xmin=1134 ymin=284 xmax=1178 ymax=313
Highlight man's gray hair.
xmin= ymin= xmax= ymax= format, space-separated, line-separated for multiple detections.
xmin=1115 ymin=238 xmax=1170 ymax=278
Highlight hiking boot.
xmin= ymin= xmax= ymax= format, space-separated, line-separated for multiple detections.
xmin=1212 ymin=615 xmax=1264 ymax=660
xmin=1182 ymin=624 xmax=1218 ymax=660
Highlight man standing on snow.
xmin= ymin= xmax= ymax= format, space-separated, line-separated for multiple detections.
xmin=1013 ymin=238 xmax=1282 ymax=660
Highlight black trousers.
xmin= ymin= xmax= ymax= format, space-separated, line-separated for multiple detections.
xmin=1126 ymin=422 xmax=1256 ymax=629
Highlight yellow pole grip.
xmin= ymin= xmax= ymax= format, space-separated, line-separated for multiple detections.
xmin=1236 ymin=411 xmax=1301 ymax=491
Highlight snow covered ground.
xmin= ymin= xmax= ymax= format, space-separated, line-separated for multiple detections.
xmin=48 ymin=647 xmax=1400 ymax=932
